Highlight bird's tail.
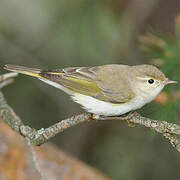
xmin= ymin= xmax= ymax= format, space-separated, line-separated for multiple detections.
xmin=4 ymin=64 xmax=41 ymax=78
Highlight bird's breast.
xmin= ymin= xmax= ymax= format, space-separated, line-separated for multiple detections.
xmin=71 ymin=93 xmax=146 ymax=116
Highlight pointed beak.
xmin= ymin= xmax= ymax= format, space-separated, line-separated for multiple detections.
xmin=165 ymin=79 xmax=178 ymax=85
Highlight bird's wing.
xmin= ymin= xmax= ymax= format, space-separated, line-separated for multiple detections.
xmin=40 ymin=66 xmax=134 ymax=103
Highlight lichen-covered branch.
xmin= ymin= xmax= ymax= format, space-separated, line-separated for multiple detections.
xmin=1 ymin=73 xmax=180 ymax=152
xmin=0 ymin=72 xmax=23 ymax=132
xmin=19 ymin=113 xmax=93 ymax=146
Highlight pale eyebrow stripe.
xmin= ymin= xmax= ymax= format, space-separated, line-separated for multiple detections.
xmin=137 ymin=76 xmax=150 ymax=81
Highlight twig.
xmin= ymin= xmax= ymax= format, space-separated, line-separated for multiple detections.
xmin=0 ymin=72 xmax=18 ymax=89
xmin=0 ymin=79 xmax=14 ymax=89
xmin=25 ymin=138 xmax=45 ymax=180
xmin=0 ymin=73 xmax=180 ymax=152
xmin=19 ymin=113 xmax=92 ymax=145
xmin=0 ymin=72 xmax=18 ymax=82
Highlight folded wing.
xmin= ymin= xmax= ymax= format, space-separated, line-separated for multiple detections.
xmin=40 ymin=66 xmax=134 ymax=104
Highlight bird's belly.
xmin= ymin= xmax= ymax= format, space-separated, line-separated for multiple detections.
xmin=71 ymin=93 xmax=145 ymax=116
xmin=39 ymin=78 xmax=149 ymax=116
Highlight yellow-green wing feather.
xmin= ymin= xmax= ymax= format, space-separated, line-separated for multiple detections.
xmin=39 ymin=67 xmax=102 ymax=97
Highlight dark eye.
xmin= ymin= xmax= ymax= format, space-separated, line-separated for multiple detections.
xmin=148 ymin=79 xmax=154 ymax=84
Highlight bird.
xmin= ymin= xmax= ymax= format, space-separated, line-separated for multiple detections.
xmin=4 ymin=64 xmax=177 ymax=116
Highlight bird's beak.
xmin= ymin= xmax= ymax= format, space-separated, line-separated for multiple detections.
xmin=165 ymin=79 xmax=178 ymax=85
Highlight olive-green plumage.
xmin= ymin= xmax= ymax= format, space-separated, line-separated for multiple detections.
xmin=3 ymin=64 xmax=174 ymax=105
xmin=4 ymin=64 xmax=177 ymax=116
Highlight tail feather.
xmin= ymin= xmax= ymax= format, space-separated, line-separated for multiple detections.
xmin=4 ymin=64 xmax=41 ymax=78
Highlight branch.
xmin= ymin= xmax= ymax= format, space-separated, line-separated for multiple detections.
xmin=25 ymin=138 xmax=45 ymax=180
xmin=0 ymin=73 xmax=180 ymax=152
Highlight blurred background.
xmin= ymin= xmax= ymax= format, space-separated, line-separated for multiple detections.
xmin=0 ymin=0 xmax=180 ymax=179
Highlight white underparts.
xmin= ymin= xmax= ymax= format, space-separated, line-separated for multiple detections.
xmin=39 ymin=78 xmax=164 ymax=116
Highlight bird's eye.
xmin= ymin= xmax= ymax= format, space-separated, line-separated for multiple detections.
xmin=148 ymin=79 xmax=154 ymax=84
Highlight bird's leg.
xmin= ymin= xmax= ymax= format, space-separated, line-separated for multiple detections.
xmin=123 ymin=111 xmax=137 ymax=127
xmin=92 ymin=111 xmax=137 ymax=127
